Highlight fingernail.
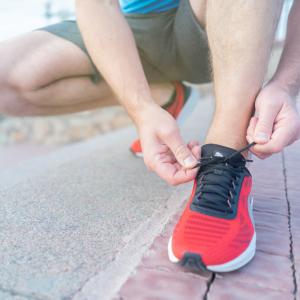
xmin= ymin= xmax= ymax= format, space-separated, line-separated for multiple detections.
xmin=255 ymin=132 xmax=269 ymax=141
xmin=184 ymin=156 xmax=197 ymax=168
xmin=246 ymin=135 xmax=253 ymax=143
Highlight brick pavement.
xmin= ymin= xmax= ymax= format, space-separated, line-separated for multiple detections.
xmin=115 ymin=143 xmax=300 ymax=300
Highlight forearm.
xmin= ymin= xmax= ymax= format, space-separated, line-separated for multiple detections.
xmin=272 ymin=0 xmax=300 ymax=98
xmin=76 ymin=0 xmax=155 ymax=121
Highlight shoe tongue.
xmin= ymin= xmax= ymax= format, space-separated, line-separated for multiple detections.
xmin=201 ymin=144 xmax=246 ymax=166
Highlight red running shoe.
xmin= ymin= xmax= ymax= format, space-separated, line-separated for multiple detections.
xmin=168 ymin=144 xmax=256 ymax=272
xmin=130 ymin=81 xmax=192 ymax=157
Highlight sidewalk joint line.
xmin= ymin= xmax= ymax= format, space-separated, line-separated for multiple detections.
xmin=282 ymin=151 xmax=298 ymax=299
xmin=203 ymin=272 xmax=215 ymax=300
xmin=0 ymin=285 xmax=42 ymax=300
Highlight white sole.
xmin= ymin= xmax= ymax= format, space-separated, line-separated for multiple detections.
xmin=168 ymin=233 xmax=256 ymax=273
xmin=168 ymin=195 xmax=256 ymax=272
xmin=130 ymin=150 xmax=144 ymax=158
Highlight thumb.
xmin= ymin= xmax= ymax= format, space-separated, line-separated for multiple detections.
xmin=163 ymin=129 xmax=198 ymax=168
xmin=254 ymin=103 xmax=279 ymax=144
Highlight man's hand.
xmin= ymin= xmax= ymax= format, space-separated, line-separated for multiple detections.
xmin=135 ymin=103 xmax=200 ymax=185
xmin=246 ymin=83 xmax=300 ymax=159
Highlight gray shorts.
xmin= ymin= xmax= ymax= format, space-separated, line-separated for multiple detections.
xmin=38 ymin=0 xmax=211 ymax=84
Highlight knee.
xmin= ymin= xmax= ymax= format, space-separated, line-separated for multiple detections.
xmin=6 ymin=65 xmax=41 ymax=93
xmin=0 ymin=75 xmax=33 ymax=117
xmin=0 ymin=41 xmax=43 ymax=116
xmin=0 ymin=89 xmax=30 ymax=117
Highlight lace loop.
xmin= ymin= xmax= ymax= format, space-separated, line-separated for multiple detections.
xmin=192 ymin=142 xmax=256 ymax=214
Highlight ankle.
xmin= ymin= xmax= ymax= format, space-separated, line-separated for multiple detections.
xmin=205 ymin=114 xmax=252 ymax=150
xmin=205 ymin=129 xmax=249 ymax=158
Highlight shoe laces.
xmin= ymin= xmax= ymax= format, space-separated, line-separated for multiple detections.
xmin=192 ymin=142 xmax=256 ymax=215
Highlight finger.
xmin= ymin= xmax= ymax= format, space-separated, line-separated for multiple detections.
xmin=153 ymin=151 xmax=198 ymax=185
xmin=247 ymin=116 xmax=258 ymax=140
xmin=246 ymin=135 xmax=254 ymax=144
xmin=155 ymin=152 xmax=177 ymax=164
xmin=172 ymin=165 xmax=199 ymax=185
xmin=190 ymin=145 xmax=201 ymax=161
xmin=252 ymin=128 xmax=288 ymax=156
xmin=188 ymin=140 xmax=200 ymax=148
xmin=162 ymin=129 xmax=198 ymax=169
xmin=254 ymin=102 xmax=280 ymax=144
xmin=252 ymin=147 xmax=273 ymax=159
xmin=249 ymin=148 xmax=272 ymax=159
xmin=154 ymin=160 xmax=197 ymax=185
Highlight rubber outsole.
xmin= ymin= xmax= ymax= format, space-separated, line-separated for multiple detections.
xmin=180 ymin=252 xmax=207 ymax=272
xmin=168 ymin=233 xmax=256 ymax=273
xmin=129 ymin=149 xmax=143 ymax=158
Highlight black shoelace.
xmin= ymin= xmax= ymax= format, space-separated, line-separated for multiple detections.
xmin=192 ymin=142 xmax=256 ymax=214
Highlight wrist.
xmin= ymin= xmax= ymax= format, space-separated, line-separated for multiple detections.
xmin=119 ymin=84 xmax=157 ymax=122
xmin=128 ymin=99 xmax=160 ymax=126
xmin=270 ymin=73 xmax=300 ymax=100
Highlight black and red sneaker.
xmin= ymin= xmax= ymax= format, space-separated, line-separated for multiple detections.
xmin=168 ymin=143 xmax=256 ymax=272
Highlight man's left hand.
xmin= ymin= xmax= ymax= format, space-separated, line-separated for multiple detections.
xmin=247 ymin=83 xmax=300 ymax=159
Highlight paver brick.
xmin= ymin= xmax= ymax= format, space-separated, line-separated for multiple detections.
xmin=253 ymin=198 xmax=287 ymax=216
xmin=140 ymin=233 xmax=210 ymax=278
xmin=253 ymin=210 xmax=290 ymax=257
xmin=117 ymin=267 xmax=209 ymax=300
xmin=252 ymin=188 xmax=286 ymax=201
xmin=291 ymin=216 xmax=300 ymax=264
xmin=208 ymin=278 xmax=294 ymax=300
xmin=287 ymin=190 xmax=300 ymax=207
xmin=255 ymin=226 xmax=290 ymax=257
xmin=209 ymin=251 xmax=293 ymax=293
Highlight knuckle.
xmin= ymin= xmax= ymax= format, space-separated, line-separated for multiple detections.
xmin=174 ymin=144 xmax=188 ymax=159
xmin=256 ymin=152 xmax=268 ymax=160
xmin=257 ymin=121 xmax=271 ymax=132
xmin=160 ymin=127 xmax=177 ymax=139
xmin=270 ymin=144 xmax=282 ymax=154
xmin=252 ymin=148 xmax=268 ymax=159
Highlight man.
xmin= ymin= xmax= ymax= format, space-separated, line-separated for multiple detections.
xmin=0 ymin=0 xmax=299 ymax=272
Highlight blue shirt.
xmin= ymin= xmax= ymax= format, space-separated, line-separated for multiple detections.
xmin=119 ymin=0 xmax=179 ymax=14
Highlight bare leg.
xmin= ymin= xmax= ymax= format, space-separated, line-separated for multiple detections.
xmin=190 ymin=0 xmax=283 ymax=151
xmin=0 ymin=31 xmax=173 ymax=117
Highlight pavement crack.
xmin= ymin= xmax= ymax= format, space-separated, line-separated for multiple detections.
xmin=282 ymin=152 xmax=298 ymax=298
xmin=0 ymin=285 xmax=42 ymax=300
xmin=203 ymin=272 xmax=215 ymax=300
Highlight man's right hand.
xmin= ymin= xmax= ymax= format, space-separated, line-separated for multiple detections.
xmin=134 ymin=103 xmax=200 ymax=185
xmin=246 ymin=83 xmax=300 ymax=159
